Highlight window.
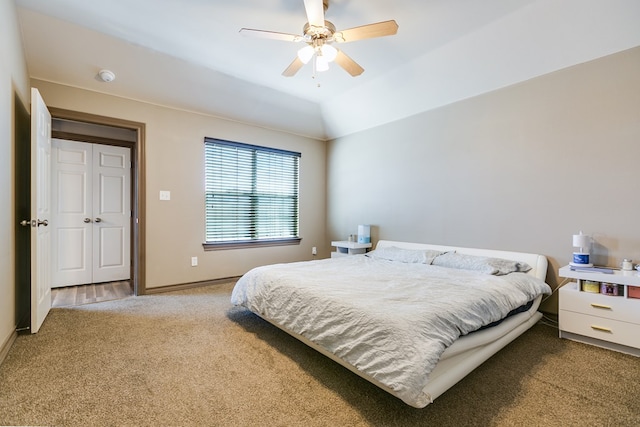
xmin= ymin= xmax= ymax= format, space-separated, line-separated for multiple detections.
xmin=204 ymin=138 xmax=301 ymax=249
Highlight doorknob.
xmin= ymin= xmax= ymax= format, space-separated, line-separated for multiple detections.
xmin=37 ymin=219 xmax=48 ymax=227
xmin=94 ymin=218 xmax=102 ymax=223
xmin=20 ymin=219 xmax=32 ymax=227
xmin=84 ymin=218 xmax=92 ymax=223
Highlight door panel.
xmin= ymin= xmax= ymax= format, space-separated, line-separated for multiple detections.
xmin=51 ymin=139 xmax=91 ymax=287
xmin=98 ymin=227 xmax=125 ymax=266
xmin=57 ymin=228 xmax=88 ymax=270
xmin=30 ymin=88 xmax=52 ymax=333
xmin=92 ymin=144 xmax=131 ymax=283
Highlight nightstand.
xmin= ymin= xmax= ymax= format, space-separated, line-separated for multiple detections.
xmin=331 ymin=241 xmax=372 ymax=258
xmin=558 ymin=265 xmax=640 ymax=356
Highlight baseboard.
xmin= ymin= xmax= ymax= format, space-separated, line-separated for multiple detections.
xmin=143 ymin=276 xmax=240 ymax=295
xmin=0 ymin=330 xmax=18 ymax=367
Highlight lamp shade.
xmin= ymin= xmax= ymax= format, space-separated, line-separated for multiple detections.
xmin=297 ymin=45 xmax=314 ymax=64
xmin=315 ymin=55 xmax=329 ymax=72
xmin=321 ymin=44 xmax=338 ymax=62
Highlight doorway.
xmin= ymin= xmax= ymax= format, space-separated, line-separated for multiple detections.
xmin=14 ymin=99 xmax=146 ymax=333
xmin=51 ymin=139 xmax=132 ymax=288
xmin=48 ymin=108 xmax=146 ymax=297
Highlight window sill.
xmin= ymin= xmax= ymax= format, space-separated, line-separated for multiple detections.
xmin=203 ymin=237 xmax=302 ymax=251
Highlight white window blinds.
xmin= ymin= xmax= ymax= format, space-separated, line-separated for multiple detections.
xmin=204 ymin=138 xmax=300 ymax=248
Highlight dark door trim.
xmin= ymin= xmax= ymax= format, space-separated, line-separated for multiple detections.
xmin=48 ymin=107 xmax=146 ymax=295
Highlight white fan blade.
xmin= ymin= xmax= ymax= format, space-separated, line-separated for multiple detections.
xmin=240 ymin=28 xmax=302 ymax=42
xmin=334 ymin=20 xmax=399 ymax=43
xmin=282 ymin=57 xmax=305 ymax=77
xmin=334 ymin=49 xmax=364 ymax=76
xmin=304 ymin=0 xmax=325 ymax=27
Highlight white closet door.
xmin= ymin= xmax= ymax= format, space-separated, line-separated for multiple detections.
xmin=51 ymin=140 xmax=131 ymax=287
xmin=92 ymin=144 xmax=131 ymax=283
xmin=51 ymin=139 xmax=92 ymax=287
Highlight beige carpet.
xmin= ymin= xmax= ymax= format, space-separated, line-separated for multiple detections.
xmin=1 ymin=281 xmax=639 ymax=426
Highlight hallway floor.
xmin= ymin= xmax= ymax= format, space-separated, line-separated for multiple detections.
xmin=51 ymin=281 xmax=133 ymax=308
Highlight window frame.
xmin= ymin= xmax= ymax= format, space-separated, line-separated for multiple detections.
xmin=202 ymin=137 xmax=301 ymax=251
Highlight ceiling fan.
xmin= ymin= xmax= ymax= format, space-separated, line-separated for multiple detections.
xmin=239 ymin=0 xmax=398 ymax=77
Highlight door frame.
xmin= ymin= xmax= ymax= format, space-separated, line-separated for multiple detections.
xmin=48 ymin=108 xmax=146 ymax=295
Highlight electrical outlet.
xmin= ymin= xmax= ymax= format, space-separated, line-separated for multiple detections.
xmin=312 ymin=246 xmax=317 ymax=256
xmin=191 ymin=256 xmax=198 ymax=267
xmin=159 ymin=190 xmax=171 ymax=201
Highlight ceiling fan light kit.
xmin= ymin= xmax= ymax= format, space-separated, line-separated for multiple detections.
xmin=297 ymin=45 xmax=315 ymax=64
xmin=315 ymin=54 xmax=329 ymax=72
xmin=240 ymin=0 xmax=398 ymax=78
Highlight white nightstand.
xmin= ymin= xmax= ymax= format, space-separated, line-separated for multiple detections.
xmin=331 ymin=241 xmax=372 ymax=258
xmin=558 ymin=265 xmax=640 ymax=357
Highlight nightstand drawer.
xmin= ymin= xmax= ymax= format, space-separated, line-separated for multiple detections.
xmin=559 ymin=310 xmax=640 ymax=349
xmin=559 ymin=284 xmax=639 ymax=324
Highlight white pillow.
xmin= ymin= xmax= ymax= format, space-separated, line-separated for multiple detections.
xmin=432 ymin=252 xmax=531 ymax=275
xmin=365 ymin=246 xmax=443 ymax=264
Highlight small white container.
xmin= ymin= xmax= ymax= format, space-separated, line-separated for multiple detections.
xmin=357 ymin=224 xmax=371 ymax=244
xmin=621 ymin=259 xmax=633 ymax=271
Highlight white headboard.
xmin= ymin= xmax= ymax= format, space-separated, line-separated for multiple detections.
xmin=375 ymin=240 xmax=548 ymax=281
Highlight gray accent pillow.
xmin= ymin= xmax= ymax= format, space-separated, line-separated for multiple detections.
xmin=432 ymin=252 xmax=531 ymax=275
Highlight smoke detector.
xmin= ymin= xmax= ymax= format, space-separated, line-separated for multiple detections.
xmin=98 ymin=69 xmax=116 ymax=83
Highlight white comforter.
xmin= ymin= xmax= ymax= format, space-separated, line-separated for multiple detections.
xmin=231 ymin=255 xmax=551 ymax=407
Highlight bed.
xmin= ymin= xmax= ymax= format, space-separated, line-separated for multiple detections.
xmin=231 ymin=240 xmax=551 ymax=408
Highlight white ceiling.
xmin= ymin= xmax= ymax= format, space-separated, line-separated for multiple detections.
xmin=16 ymin=0 xmax=640 ymax=140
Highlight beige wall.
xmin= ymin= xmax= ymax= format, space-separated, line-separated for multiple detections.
xmin=327 ymin=47 xmax=640 ymax=313
xmin=32 ymin=80 xmax=328 ymax=290
xmin=1 ymin=0 xmax=30 ymax=355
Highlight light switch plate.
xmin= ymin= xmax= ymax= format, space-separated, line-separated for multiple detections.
xmin=159 ymin=190 xmax=171 ymax=201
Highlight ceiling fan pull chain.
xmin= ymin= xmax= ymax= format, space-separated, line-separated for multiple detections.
xmin=312 ymin=56 xmax=317 ymax=79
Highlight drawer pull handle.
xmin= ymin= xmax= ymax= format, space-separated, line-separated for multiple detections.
xmin=591 ymin=325 xmax=612 ymax=333
xmin=590 ymin=303 xmax=611 ymax=310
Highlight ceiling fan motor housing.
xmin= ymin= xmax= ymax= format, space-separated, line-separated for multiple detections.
xmin=303 ymin=21 xmax=336 ymax=42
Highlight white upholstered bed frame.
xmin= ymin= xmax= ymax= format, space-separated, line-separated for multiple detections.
xmin=258 ymin=240 xmax=549 ymax=407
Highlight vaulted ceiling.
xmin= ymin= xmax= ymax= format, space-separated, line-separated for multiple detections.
xmin=16 ymin=0 xmax=640 ymax=140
